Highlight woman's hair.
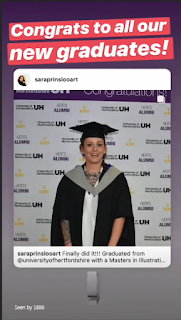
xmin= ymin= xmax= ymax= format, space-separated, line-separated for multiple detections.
xmin=80 ymin=135 xmax=105 ymax=145
xmin=18 ymin=75 xmax=25 ymax=84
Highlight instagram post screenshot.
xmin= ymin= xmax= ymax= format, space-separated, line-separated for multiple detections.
xmin=13 ymin=69 xmax=171 ymax=269
xmin=2 ymin=3 xmax=181 ymax=320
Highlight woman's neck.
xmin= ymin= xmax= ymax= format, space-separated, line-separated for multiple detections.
xmin=85 ymin=162 xmax=103 ymax=173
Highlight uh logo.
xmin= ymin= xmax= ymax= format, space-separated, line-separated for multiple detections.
xmin=163 ymin=188 xmax=171 ymax=193
xmin=51 ymin=90 xmax=70 ymax=94
xmin=140 ymin=171 xmax=150 ymax=177
xmin=162 ymin=236 xmax=171 ymax=241
xmin=140 ymin=123 xmax=151 ymax=128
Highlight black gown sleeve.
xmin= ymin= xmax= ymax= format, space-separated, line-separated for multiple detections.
xmin=113 ymin=173 xmax=135 ymax=246
xmin=114 ymin=173 xmax=133 ymax=219
xmin=50 ymin=176 xmax=70 ymax=246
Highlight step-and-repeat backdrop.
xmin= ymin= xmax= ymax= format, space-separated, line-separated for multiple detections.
xmin=14 ymin=90 xmax=171 ymax=246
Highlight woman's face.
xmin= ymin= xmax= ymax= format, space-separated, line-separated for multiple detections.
xmin=81 ymin=138 xmax=106 ymax=164
xmin=20 ymin=76 xmax=24 ymax=82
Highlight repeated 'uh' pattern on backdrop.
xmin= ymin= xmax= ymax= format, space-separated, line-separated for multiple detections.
xmin=14 ymin=90 xmax=171 ymax=246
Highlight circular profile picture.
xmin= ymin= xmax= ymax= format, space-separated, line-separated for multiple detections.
xmin=18 ymin=74 xmax=31 ymax=86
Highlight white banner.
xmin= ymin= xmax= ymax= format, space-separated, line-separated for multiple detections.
xmin=14 ymin=246 xmax=171 ymax=268
xmin=13 ymin=69 xmax=171 ymax=90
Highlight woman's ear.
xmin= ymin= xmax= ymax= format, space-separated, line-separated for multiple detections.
xmin=80 ymin=144 xmax=84 ymax=156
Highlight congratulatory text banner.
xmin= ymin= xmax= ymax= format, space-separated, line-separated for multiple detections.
xmin=8 ymin=17 xmax=173 ymax=64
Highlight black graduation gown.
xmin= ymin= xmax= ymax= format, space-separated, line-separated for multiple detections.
xmin=51 ymin=162 xmax=135 ymax=246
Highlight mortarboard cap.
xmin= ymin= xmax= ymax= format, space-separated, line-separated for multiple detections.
xmin=69 ymin=121 xmax=118 ymax=143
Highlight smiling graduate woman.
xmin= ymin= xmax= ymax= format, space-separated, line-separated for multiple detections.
xmin=51 ymin=122 xmax=135 ymax=246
